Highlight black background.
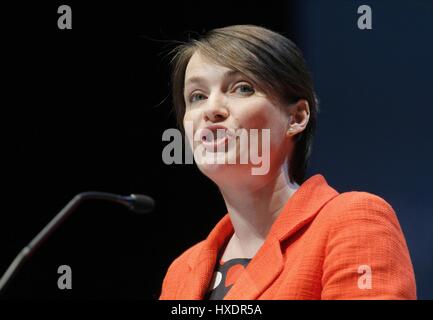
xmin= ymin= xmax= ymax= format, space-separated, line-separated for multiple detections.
xmin=1 ymin=1 xmax=432 ymax=299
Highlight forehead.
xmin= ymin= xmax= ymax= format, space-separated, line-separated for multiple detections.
xmin=184 ymin=51 xmax=234 ymax=83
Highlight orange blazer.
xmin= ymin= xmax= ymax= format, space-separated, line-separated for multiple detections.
xmin=159 ymin=174 xmax=416 ymax=299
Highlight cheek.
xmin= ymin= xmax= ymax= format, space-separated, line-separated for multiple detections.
xmin=183 ymin=110 xmax=193 ymax=127
xmin=183 ymin=109 xmax=202 ymax=147
xmin=183 ymin=112 xmax=193 ymax=141
xmin=233 ymin=100 xmax=288 ymax=139
xmin=234 ymin=103 xmax=268 ymax=128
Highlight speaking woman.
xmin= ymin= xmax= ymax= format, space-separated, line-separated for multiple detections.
xmin=159 ymin=25 xmax=416 ymax=300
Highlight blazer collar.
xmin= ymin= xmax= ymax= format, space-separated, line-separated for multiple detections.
xmin=180 ymin=174 xmax=339 ymax=299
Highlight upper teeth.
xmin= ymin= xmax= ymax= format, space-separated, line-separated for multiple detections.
xmin=203 ymin=129 xmax=227 ymax=142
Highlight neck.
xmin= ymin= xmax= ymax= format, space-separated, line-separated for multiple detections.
xmin=218 ymin=166 xmax=300 ymax=257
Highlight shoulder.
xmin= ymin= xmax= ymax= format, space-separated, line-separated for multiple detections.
xmin=312 ymin=190 xmax=407 ymax=250
xmin=326 ymin=190 xmax=394 ymax=212
xmin=318 ymin=191 xmax=416 ymax=299
xmin=320 ymin=190 xmax=400 ymax=230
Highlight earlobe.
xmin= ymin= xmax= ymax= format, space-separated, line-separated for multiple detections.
xmin=286 ymin=115 xmax=296 ymax=137
xmin=286 ymin=125 xmax=296 ymax=137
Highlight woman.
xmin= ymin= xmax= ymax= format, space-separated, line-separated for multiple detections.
xmin=159 ymin=25 xmax=416 ymax=299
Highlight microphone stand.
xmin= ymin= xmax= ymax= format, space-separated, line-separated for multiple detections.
xmin=0 ymin=191 xmax=154 ymax=294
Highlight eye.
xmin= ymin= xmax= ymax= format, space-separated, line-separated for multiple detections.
xmin=234 ymin=83 xmax=255 ymax=96
xmin=189 ymin=92 xmax=207 ymax=103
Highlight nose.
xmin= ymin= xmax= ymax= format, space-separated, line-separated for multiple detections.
xmin=203 ymin=92 xmax=229 ymax=123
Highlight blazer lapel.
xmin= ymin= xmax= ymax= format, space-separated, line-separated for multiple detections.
xmin=223 ymin=235 xmax=283 ymax=299
xmin=177 ymin=214 xmax=234 ymax=299
xmin=177 ymin=247 xmax=218 ymax=299
xmin=270 ymin=174 xmax=340 ymax=243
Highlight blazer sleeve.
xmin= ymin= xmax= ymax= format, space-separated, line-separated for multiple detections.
xmin=321 ymin=192 xmax=417 ymax=299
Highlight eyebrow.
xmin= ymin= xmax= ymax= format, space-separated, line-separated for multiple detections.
xmin=184 ymin=70 xmax=243 ymax=88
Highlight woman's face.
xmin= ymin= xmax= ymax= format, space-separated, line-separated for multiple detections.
xmin=183 ymin=51 xmax=294 ymax=185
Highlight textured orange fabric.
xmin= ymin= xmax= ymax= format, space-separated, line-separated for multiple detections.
xmin=159 ymin=174 xmax=417 ymax=300
xmin=225 ymin=264 xmax=247 ymax=287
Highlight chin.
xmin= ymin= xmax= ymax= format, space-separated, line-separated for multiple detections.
xmin=198 ymin=161 xmax=257 ymax=186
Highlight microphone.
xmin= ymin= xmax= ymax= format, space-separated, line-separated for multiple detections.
xmin=0 ymin=191 xmax=155 ymax=294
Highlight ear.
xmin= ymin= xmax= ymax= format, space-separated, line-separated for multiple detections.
xmin=286 ymin=99 xmax=310 ymax=138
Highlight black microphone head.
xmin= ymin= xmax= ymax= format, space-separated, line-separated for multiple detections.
xmin=127 ymin=194 xmax=155 ymax=213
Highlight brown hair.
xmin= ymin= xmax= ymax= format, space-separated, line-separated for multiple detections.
xmin=169 ymin=25 xmax=319 ymax=185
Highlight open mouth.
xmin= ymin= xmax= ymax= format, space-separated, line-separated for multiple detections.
xmin=197 ymin=125 xmax=235 ymax=152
